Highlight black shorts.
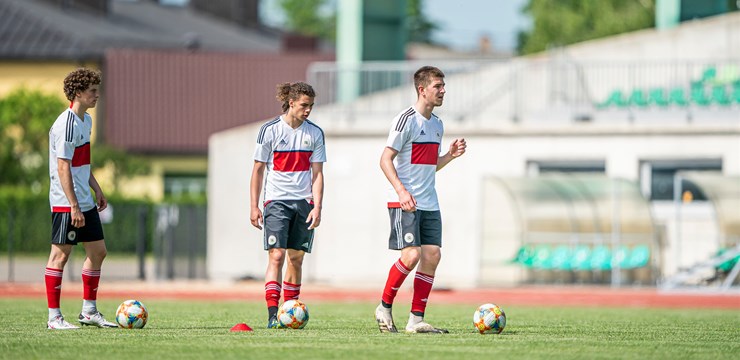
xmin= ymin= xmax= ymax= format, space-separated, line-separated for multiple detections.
xmin=51 ymin=208 xmax=105 ymax=245
xmin=388 ymin=209 xmax=442 ymax=250
xmin=263 ymin=200 xmax=314 ymax=253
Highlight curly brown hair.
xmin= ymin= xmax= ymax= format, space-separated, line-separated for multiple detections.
xmin=63 ymin=68 xmax=102 ymax=101
xmin=276 ymin=82 xmax=315 ymax=112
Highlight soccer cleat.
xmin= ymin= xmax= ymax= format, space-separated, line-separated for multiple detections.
xmin=375 ymin=304 xmax=398 ymax=333
xmin=405 ymin=313 xmax=449 ymax=334
xmin=267 ymin=315 xmax=285 ymax=329
xmin=47 ymin=315 xmax=80 ymax=330
xmin=78 ymin=311 xmax=118 ymax=328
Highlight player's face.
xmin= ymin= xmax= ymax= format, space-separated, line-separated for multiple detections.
xmin=421 ymin=77 xmax=446 ymax=107
xmin=76 ymin=84 xmax=100 ymax=109
xmin=289 ymin=94 xmax=315 ymax=120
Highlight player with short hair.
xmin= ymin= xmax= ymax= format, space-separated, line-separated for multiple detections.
xmin=249 ymin=82 xmax=326 ymax=328
xmin=375 ymin=66 xmax=467 ymax=333
xmin=45 ymin=68 xmax=117 ymax=329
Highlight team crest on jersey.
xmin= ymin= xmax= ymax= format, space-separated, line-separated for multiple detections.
xmin=67 ymin=231 xmax=77 ymax=241
xmin=302 ymin=137 xmax=312 ymax=148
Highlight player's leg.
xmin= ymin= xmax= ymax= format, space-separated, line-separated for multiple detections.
xmin=405 ymin=211 xmax=448 ymax=333
xmin=76 ymin=209 xmax=116 ymax=328
xmin=46 ymin=243 xmax=78 ymax=329
xmin=46 ymin=212 xmax=78 ymax=329
xmin=263 ymin=201 xmax=291 ymax=328
xmin=283 ymin=200 xmax=314 ymax=301
xmin=283 ymin=249 xmax=304 ymax=300
xmin=376 ymin=208 xmax=421 ymax=333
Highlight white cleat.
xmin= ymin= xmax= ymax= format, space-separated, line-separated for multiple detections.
xmin=79 ymin=311 xmax=118 ymax=328
xmin=405 ymin=313 xmax=449 ymax=334
xmin=375 ymin=304 xmax=398 ymax=333
xmin=47 ymin=315 xmax=80 ymax=330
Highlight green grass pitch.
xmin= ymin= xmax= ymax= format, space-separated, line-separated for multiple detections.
xmin=0 ymin=298 xmax=738 ymax=360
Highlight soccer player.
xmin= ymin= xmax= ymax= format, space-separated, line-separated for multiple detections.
xmin=375 ymin=66 xmax=467 ymax=333
xmin=45 ymin=68 xmax=117 ymax=329
xmin=249 ymin=82 xmax=326 ymax=328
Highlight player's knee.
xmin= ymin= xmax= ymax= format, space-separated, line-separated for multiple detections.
xmin=268 ymin=249 xmax=286 ymax=264
xmin=287 ymin=253 xmax=304 ymax=267
xmin=423 ymin=248 xmax=441 ymax=265
xmin=401 ymin=247 xmax=422 ymax=267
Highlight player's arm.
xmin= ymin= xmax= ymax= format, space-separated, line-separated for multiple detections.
xmin=380 ymin=147 xmax=416 ymax=212
xmin=249 ymin=161 xmax=266 ymax=230
xmin=57 ymin=158 xmax=85 ymax=228
xmin=88 ymin=171 xmax=107 ymax=212
xmin=306 ymin=162 xmax=324 ymax=230
xmin=437 ymin=138 xmax=467 ymax=171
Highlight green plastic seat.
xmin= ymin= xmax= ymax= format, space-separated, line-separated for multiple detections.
xmin=590 ymin=245 xmax=612 ymax=271
xmin=628 ymin=89 xmax=649 ymax=107
xmin=711 ymin=85 xmax=732 ymax=106
xmin=668 ymin=87 xmax=689 ymax=106
xmin=700 ymin=67 xmax=717 ymax=83
xmin=625 ymin=245 xmax=650 ymax=269
xmin=550 ymin=245 xmax=572 ymax=271
xmin=597 ymin=90 xmax=628 ymax=108
xmin=570 ymin=246 xmax=592 ymax=271
xmin=612 ymin=246 xmax=630 ymax=269
xmin=716 ymin=248 xmax=739 ymax=273
xmin=691 ymin=85 xmax=711 ymax=106
xmin=510 ymin=244 xmax=535 ymax=267
xmin=648 ymin=88 xmax=670 ymax=107
xmin=531 ymin=245 xmax=554 ymax=270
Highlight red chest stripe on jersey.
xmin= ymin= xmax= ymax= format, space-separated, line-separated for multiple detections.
xmin=71 ymin=142 xmax=91 ymax=167
xmin=411 ymin=142 xmax=439 ymax=165
xmin=273 ymin=150 xmax=312 ymax=172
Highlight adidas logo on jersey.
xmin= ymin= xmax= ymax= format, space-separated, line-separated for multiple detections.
xmin=279 ymin=139 xmax=287 ymax=145
xmin=420 ymin=130 xmax=426 ymax=135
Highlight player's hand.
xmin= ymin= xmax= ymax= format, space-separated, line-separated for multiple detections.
xmin=306 ymin=208 xmax=321 ymax=230
xmin=250 ymin=207 xmax=263 ymax=230
xmin=95 ymin=191 xmax=108 ymax=212
xmin=399 ymin=190 xmax=417 ymax=212
xmin=71 ymin=205 xmax=85 ymax=228
xmin=449 ymin=138 xmax=466 ymax=158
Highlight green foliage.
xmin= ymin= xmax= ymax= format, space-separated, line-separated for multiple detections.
xmin=0 ymin=88 xmax=65 ymax=190
xmin=407 ymin=0 xmax=438 ymax=44
xmin=518 ymin=0 xmax=655 ymax=55
xmin=91 ymin=144 xmax=151 ymax=195
xmin=278 ymin=0 xmax=336 ymax=41
xmin=0 ymin=300 xmax=738 ymax=359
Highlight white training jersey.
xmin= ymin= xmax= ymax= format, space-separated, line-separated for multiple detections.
xmin=254 ymin=116 xmax=326 ymax=202
xmin=48 ymin=108 xmax=95 ymax=213
xmin=385 ymin=106 xmax=444 ymax=211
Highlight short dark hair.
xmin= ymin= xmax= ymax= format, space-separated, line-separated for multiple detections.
xmin=413 ymin=66 xmax=445 ymax=94
xmin=63 ymin=68 xmax=101 ymax=101
xmin=276 ymin=82 xmax=316 ymax=112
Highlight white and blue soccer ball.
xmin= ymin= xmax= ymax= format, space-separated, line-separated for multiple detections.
xmin=278 ymin=299 xmax=309 ymax=329
xmin=115 ymin=299 xmax=148 ymax=329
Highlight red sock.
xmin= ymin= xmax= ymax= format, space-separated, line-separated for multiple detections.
xmin=81 ymin=268 xmax=101 ymax=300
xmin=283 ymin=281 xmax=301 ymax=300
xmin=265 ymin=281 xmax=281 ymax=308
xmin=411 ymin=271 xmax=434 ymax=314
xmin=381 ymin=259 xmax=411 ymax=305
xmin=45 ymin=267 xmax=63 ymax=308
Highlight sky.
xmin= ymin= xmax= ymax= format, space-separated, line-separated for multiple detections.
xmin=259 ymin=0 xmax=532 ymax=52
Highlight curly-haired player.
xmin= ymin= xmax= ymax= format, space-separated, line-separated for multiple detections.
xmin=249 ymin=82 xmax=326 ymax=328
xmin=45 ymin=68 xmax=116 ymax=329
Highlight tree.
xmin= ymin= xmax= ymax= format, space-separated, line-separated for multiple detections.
xmin=517 ymin=0 xmax=655 ymax=55
xmin=0 ymin=88 xmax=64 ymax=190
xmin=407 ymin=0 xmax=438 ymax=44
xmin=0 ymin=87 xmax=150 ymax=195
xmin=278 ymin=0 xmax=336 ymax=41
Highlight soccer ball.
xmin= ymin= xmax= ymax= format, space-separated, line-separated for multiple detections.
xmin=115 ymin=299 xmax=148 ymax=329
xmin=473 ymin=303 xmax=506 ymax=334
xmin=277 ymin=299 xmax=309 ymax=329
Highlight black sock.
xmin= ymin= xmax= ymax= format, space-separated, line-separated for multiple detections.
xmin=411 ymin=311 xmax=424 ymax=317
xmin=268 ymin=306 xmax=278 ymax=318
xmin=381 ymin=300 xmax=392 ymax=309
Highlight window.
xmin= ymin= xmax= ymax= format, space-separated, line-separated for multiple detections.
xmin=639 ymin=159 xmax=721 ymax=201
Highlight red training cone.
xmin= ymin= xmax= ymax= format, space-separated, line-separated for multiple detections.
xmin=230 ymin=323 xmax=253 ymax=332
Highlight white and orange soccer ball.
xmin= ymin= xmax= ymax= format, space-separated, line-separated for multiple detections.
xmin=473 ymin=303 xmax=506 ymax=334
xmin=277 ymin=299 xmax=309 ymax=329
xmin=115 ymin=299 xmax=148 ymax=329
